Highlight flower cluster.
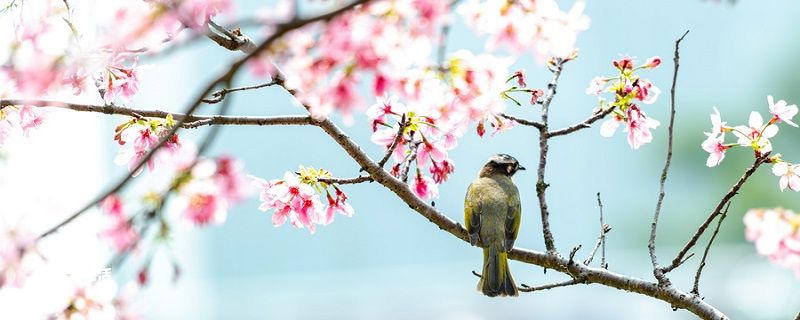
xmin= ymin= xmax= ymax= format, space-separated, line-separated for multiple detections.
xmin=458 ymin=0 xmax=590 ymax=61
xmin=251 ymin=167 xmax=354 ymax=234
xmin=0 ymin=105 xmax=47 ymax=148
xmin=0 ymin=0 xmax=229 ymax=103
xmin=744 ymin=208 xmax=800 ymax=276
xmin=100 ymin=195 xmax=139 ymax=253
xmin=588 ymin=56 xmax=662 ymax=149
xmin=0 ymin=226 xmax=38 ymax=288
xmin=700 ymin=96 xmax=800 ymax=191
xmin=113 ymin=115 xmax=181 ymax=177
xmin=250 ymin=0 xmax=449 ymax=122
xmin=172 ymin=151 xmax=252 ymax=227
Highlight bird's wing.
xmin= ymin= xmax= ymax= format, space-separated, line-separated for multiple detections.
xmin=503 ymin=187 xmax=522 ymax=252
xmin=464 ymin=182 xmax=482 ymax=247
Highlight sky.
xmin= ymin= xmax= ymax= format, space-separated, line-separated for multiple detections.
xmin=2 ymin=0 xmax=800 ymax=319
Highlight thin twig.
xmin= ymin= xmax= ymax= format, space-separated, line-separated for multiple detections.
xmin=377 ymin=117 xmax=407 ymax=168
xmin=0 ymin=99 xmax=313 ymax=128
xmin=537 ymin=58 xmax=567 ymax=254
xmin=649 ymin=30 xmax=689 ymax=285
xmin=547 ymin=106 xmax=616 ymax=138
xmin=436 ymin=20 xmax=450 ymax=68
xmin=691 ymin=202 xmax=731 ymax=295
xmin=499 ymin=113 xmax=544 ymax=129
xmin=663 ymin=153 xmax=769 ymax=273
xmin=317 ymin=175 xmax=373 ymax=185
xmin=202 ymin=80 xmax=280 ymax=104
xmin=584 ymin=193 xmax=610 ymax=267
xmin=519 ymin=279 xmax=580 ymax=292
xmin=400 ymin=142 xmax=419 ymax=183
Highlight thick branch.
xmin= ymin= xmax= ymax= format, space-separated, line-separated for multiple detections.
xmin=649 ymin=30 xmax=689 ymax=284
xmin=663 ymin=154 xmax=769 ymax=273
xmin=311 ymin=116 xmax=728 ymax=319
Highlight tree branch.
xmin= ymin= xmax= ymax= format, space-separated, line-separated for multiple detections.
xmin=691 ymin=202 xmax=730 ymax=295
xmin=584 ymin=192 xmax=610 ymax=267
xmin=499 ymin=113 xmax=544 ymax=129
xmin=663 ymin=153 xmax=769 ymax=273
xmin=376 ymin=116 xmax=407 ymax=168
xmin=537 ymin=58 xmax=567 ymax=254
xmin=317 ymin=175 xmax=373 ymax=185
xmin=649 ymin=30 xmax=689 ymax=285
xmin=0 ymin=99 xmax=313 ymax=128
xmin=546 ymin=106 xmax=616 ymax=138
xmin=519 ymin=279 xmax=581 ymax=292
xmin=202 ymin=80 xmax=280 ymax=104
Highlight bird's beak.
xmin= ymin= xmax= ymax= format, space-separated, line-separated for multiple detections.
xmin=518 ymin=165 xmax=526 ymax=171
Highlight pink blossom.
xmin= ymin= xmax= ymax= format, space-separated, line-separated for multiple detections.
xmin=417 ymin=140 xmax=447 ymax=168
xmin=701 ymin=133 xmax=729 ymax=167
xmin=642 ymin=56 xmax=661 ymax=69
xmin=252 ymin=172 xmax=324 ymax=233
xmin=367 ymin=95 xmax=405 ymax=132
xmin=599 ymin=113 xmax=623 ymax=138
xmin=102 ymin=220 xmax=139 ymax=253
xmin=768 ymin=95 xmax=798 ymax=127
xmin=585 ymin=77 xmax=608 ymax=95
xmin=732 ymin=112 xmax=778 ymax=154
xmin=213 ymin=156 xmax=251 ymax=203
xmin=323 ymin=188 xmax=354 ymax=225
xmin=633 ymin=79 xmax=660 ymax=104
xmin=16 ymin=106 xmax=46 ymax=136
xmin=182 ymin=192 xmax=227 ymax=226
xmin=100 ymin=56 xmax=141 ymax=103
xmin=101 ymin=195 xmax=125 ymax=218
xmin=708 ymin=107 xmax=726 ymax=134
xmin=613 ymin=57 xmax=634 ymax=73
xmin=0 ymin=227 xmax=36 ymax=288
xmin=624 ymin=105 xmax=660 ymax=149
xmin=772 ymin=162 xmax=800 ymax=192
xmin=744 ymin=208 xmax=800 ymax=276
xmin=412 ymin=173 xmax=439 ymax=200
xmin=430 ymin=158 xmax=455 ymax=183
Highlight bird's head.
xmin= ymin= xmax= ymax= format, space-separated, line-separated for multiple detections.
xmin=479 ymin=154 xmax=526 ymax=177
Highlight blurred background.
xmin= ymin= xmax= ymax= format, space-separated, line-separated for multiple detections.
xmin=3 ymin=0 xmax=800 ymax=319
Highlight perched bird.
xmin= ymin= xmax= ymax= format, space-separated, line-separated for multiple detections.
xmin=464 ymin=154 xmax=525 ymax=297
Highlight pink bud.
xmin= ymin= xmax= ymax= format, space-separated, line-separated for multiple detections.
xmin=643 ymin=56 xmax=661 ymax=69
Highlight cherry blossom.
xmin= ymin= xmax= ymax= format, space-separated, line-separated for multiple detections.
xmin=744 ymin=208 xmax=800 ymax=276
xmin=323 ymin=187 xmax=354 ymax=225
xmin=412 ymin=172 xmax=439 ymax=200
xmin=589 ymin=56 xmax=662 ymax=149
xmin=732 ymin=111 xmax=778 ymax=154
xmin=709 ymin=107 xmax=727 ymax=134
xmin=99 ymin=55 xmax=141 ymax=103
xmin=772 ymin=162 xmax=800 ymax=192
xmin=251 ymin=167 xmax=356 ymax=233
xmin=625 ymin=105 xmax=660 ymax=150
xmin=768 ymin=95 xmax=798 ymax=127
xmin=701 ymin=133 xmax=729 ymax=167
xmin=114 ymin=117 xmax=181 ymax=176
xmin=0 ymin=226 xmax=37 ymax=288
xmin=458 ymin=0 xmax=590 ymax=61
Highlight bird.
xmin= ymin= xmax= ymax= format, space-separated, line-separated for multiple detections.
xmin=464 ymin=154 xmax=525 ymax=297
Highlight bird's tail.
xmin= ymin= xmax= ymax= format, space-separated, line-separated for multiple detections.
xmin=478 ymin=247 xmax=518 ymax=297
